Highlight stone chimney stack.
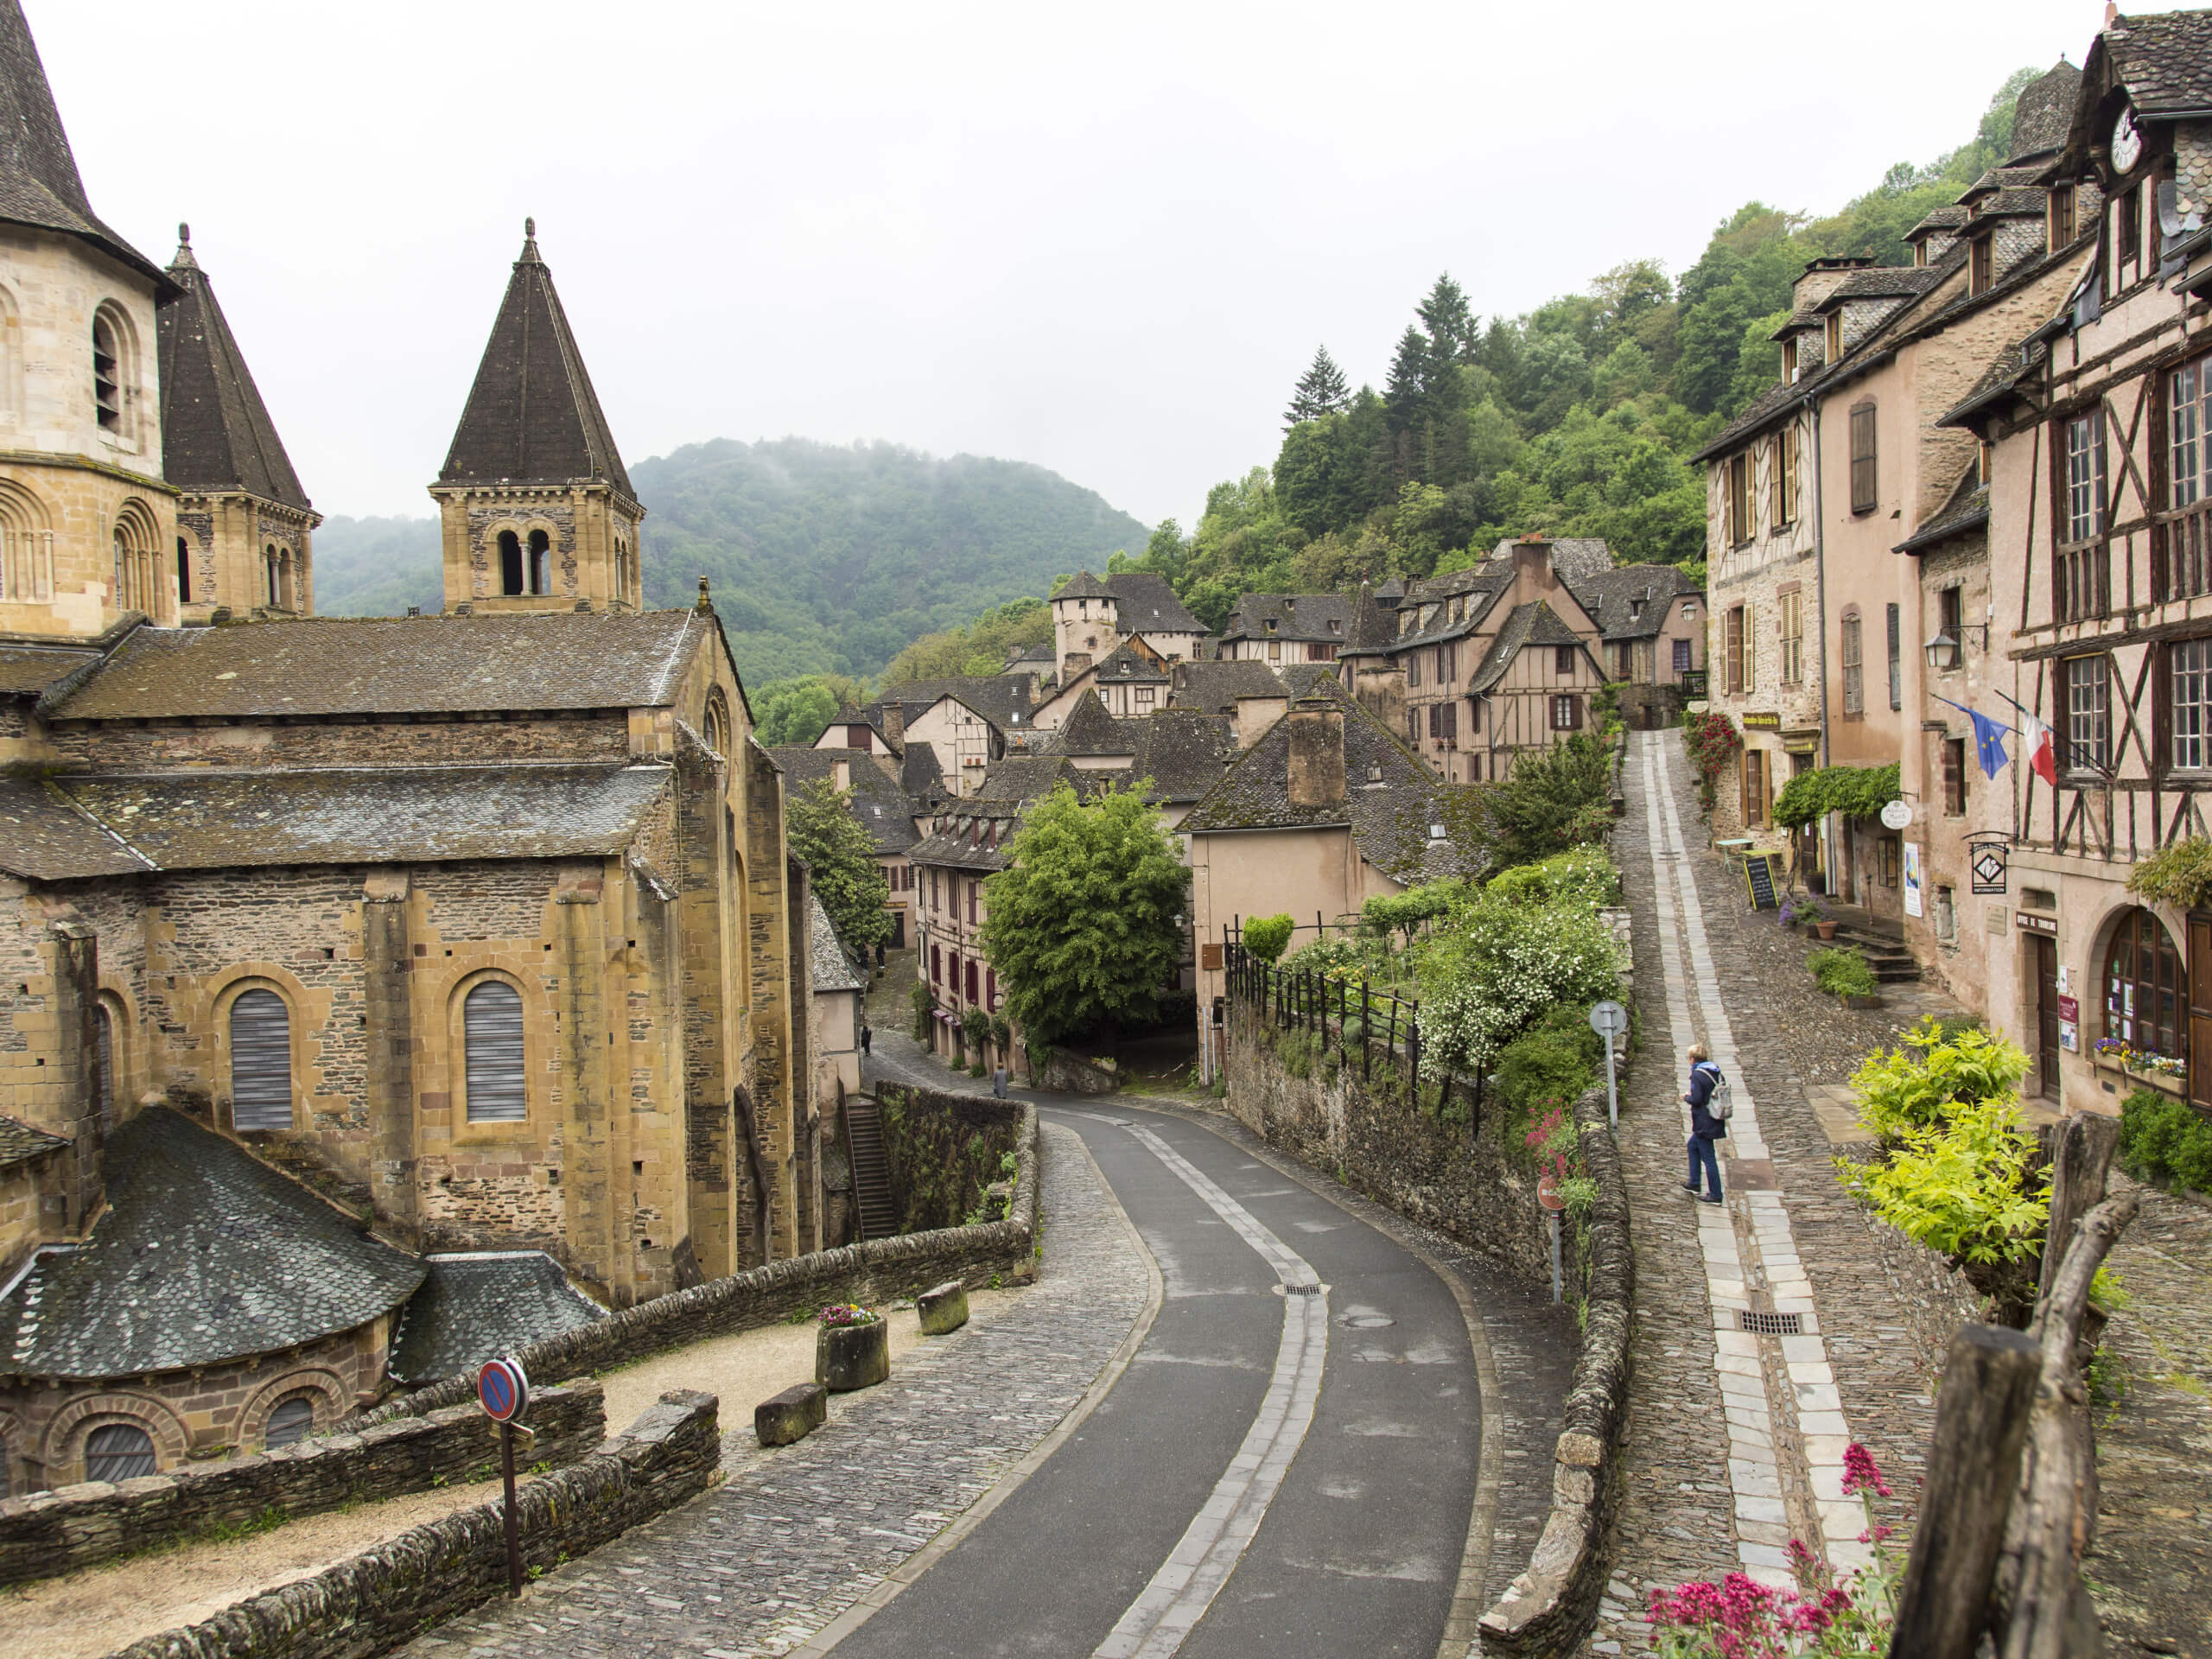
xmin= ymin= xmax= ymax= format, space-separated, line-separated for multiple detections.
xmin=1791 ymin=256 xmax=1873 ymax=317
xmin=831 ymin=756 xmax=851 ymax=791
xmin=880 ymin=704 xmax=906 ymax=755
xmin=1287 ymin=702 xmax=1346 ymax=807
xmin=1512 ymin=532 xmax=1556 ymax=592
xmin=1234 ymin=693 xmax=1287 ymax=749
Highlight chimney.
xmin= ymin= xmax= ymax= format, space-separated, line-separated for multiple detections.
xmin=880 ymin=703 xmax=906 ymax=755
xmin=1233 ymin=692 xmax=1287 ymax=749
xmin=1286 ymin=702 xmax=1346 ymax=807
xmin=831 ymin=757 xmax=851 ymax=791
xmin=1513 ymin=533 xmax=1555 ymax=591
xmin=1791 ymin=256 xmax=1872 ymax=317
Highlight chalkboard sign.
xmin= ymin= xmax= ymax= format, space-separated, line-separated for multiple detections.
xmin=1744 ymin=852 xmax=1783 ymax=911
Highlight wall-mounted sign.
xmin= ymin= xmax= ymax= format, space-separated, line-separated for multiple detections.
xmin=2060 ymin=1020 xmax=2080 ymax=1052
xmin=1742 ymin=712 xmax=1781 ymax=730
xmin=2018 ymin=911 xmax=2058 ymax=936
xmin=1879 ymin=799 xmax=1913 ymax=830
xmin=2057 ymin=995 xmax=2079 ymax=1023
xmin=1903 ymin=842 xmax=1923 ymax=918
xmin=1971 ymin=843 xmax=2008 ymax=894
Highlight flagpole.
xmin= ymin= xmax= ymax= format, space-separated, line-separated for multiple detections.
xmin=1987 ymin=684 xmax=2110 ymax=779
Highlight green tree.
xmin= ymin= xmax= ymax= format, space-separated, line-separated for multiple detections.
xmin=1475 ymin=733 xmax=1615 ymax=870
xmin=1285 ymin=346 xmax=1351 ymax=427
xmin=753 ymin=676 xmax=844 ymax=746
xmin=1243 ymin=913 xmax=1295 ymax=962
xmin=785 ymin=779 xmax=893 ymax=957
xmin=977 ymin=779 xmax=1189 ymax=1044
xmin=1417 ymin=272 xmax=1478 ymax=365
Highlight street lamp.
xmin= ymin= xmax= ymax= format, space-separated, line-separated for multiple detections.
xmin=1924 ymin=631 xmax=1961 ymax=672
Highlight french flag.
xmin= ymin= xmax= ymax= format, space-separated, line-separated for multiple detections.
xmin=2021 ymin=712 xmax=2058 ymax=785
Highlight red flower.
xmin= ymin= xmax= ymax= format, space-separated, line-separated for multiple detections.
xmin=1841 ymin=1441 xmax=1892 ymax=1498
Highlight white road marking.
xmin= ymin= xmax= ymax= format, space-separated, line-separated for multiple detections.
xmin=1084 ymin=1116 xmax=1330 ymax=1659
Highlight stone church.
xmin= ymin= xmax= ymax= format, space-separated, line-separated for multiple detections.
xmin=0 ymin=1 xmax=813 ymax=1493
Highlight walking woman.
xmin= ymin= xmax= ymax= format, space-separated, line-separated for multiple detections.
xmin=1682 ymin=1041 xmax=1726 ymax=1205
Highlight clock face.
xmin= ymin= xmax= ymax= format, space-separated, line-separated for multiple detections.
xmin=2112 ymin=107 xmax=2145 ymax=174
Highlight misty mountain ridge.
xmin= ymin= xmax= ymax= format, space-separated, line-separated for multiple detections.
xmin=310 ymin=436 xmax=1152 ymax=684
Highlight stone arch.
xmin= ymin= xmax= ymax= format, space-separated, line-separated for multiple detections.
xmin=0 ymin=473 xmax=53 ymax=603
xmin=702 ymin=688 xmax=732 ymax=758
xmin=113 ymin=497 xmax=162 ymax=620
xmin=94 ymin=985 xmax=130 ymax=1130
xmin=239 ymin=1368 xmax=349 ymax=1452
xmin=2092 ymin=901 xmax=2186 ymax=1062
xmin=44 ymin=1390 xmax=190 ymax=1482
xmin=444 ymin=966 xmax=537 ymax=1125
xmin=213 ymin=969 xmax=311 ymax=1135
xmin=92 ymin=300 xmax=144 ymax=448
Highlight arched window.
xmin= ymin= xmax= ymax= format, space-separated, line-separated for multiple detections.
xmin=113 ymin=529 xmax=129 ymax=610
xmin=230 ymin=988 xmax=293 ymax=1131
xmin=463 ymin=981 xmax=526 ymax=1122
xmin=0 ymin=1434 xmax=10 ymax=1499
xmin=2104 ymin=906 xmax=2184 ymax=1062
xmin=264 ymin=1395 xmax=315 ymax=1450
xmin=84 ymin=1422 xmax=156 ymax=1482
xmin=92 ymin=313 xmax=122 ymax=432
xmin=527 ymin=528 xmax=551 ymax=595
xmin=96 ymin=1002 xmax=116 ymax=1130
xmin=499 ymin=530 xmax=524 ymax=595
xmin=265 ymin=543 xmax=280 ymax=607
xmin=175 ymin=536 xmax=190 ymax=604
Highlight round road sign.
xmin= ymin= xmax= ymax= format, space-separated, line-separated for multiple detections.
xmin=1588 ymin=1000 xmax=1629 ymax=1039
xmin=1537 ymin=1172 xmax=1567 ymax=1212
xmin=477 ymin=1356 xmax=530 ymax=1424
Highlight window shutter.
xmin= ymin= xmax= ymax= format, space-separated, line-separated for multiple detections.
xmin=1567 ymin=695 xmax=1583 ymax=729
xmin=1428 ymin=702 xmax=1440 ymax=739
xmin=84 ymin=1424 xmax=157 ymax=1482
xmin=1887 ymin=603 xmax=1902 ymax=711
xmin=463 ymin=981 xmax=527 ymax=1122
xmin=264 ymin=1396 xmax=315 ymax=1450
xmin=2156 ymin=641 xmax=2174 ymax=774
xmin=229 ymin=988 xmax=292 ymax=1131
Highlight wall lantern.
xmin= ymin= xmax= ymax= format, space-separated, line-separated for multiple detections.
xmin=1923 ymin=623 xmax=1989 ymax=672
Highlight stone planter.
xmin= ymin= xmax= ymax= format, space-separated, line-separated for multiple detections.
xmin=816 ymin=1318 xmax=890 ymax=1392
xmin=1814 ymin=921 xmax=1840 ymax=941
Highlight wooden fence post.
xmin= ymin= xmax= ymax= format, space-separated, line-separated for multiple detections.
xmin=1887 ymin=1323 xmax=2043 ymax=1659
xmin=2034 ymin=1112 xmax=2121 ymax=1315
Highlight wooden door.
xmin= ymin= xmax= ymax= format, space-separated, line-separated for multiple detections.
xmin=2033 ymin=935 xmax=2062 ymax=1100
xmin=2189 ymin=915 xmax=2212 ymax=1110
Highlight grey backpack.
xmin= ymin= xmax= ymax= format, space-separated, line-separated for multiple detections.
xmin=1706 ymin=1065 xmax=1733 ymax=1122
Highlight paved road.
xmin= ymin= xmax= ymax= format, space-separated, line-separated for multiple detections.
xmin=830 ymin=1100 xmax=1483 ymax=1658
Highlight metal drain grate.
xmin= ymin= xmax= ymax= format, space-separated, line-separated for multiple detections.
xmin=1283 ymin=1283 xmax=1322 ymax=1296
xmin=1738 ymin=1310 xmax=1802 ymax=1336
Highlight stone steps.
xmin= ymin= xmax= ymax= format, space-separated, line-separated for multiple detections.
xmin=845 ymin=1098 xmax=899 ymax=1241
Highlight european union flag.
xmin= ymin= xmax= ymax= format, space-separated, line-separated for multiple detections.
xmin=1936 ymin=697 xmax=2010 ymax=778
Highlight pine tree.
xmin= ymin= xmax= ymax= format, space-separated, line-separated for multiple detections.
xmin=1284 ymin=346 xmax=1351 ymax=428
xmin=1417 ymin=273 xmax=1477 ymax=365
xmin=1384 ymin=326 xmax=1430 ymax=429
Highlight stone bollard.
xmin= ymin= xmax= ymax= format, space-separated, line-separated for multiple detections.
xmin=817 ymin=1318 xmax=891 ymax=1392
xmin=754 ymin=1382 xmax=828 ymax=1446
xmin=917 ymin=1280 xmax=969 ymax=1336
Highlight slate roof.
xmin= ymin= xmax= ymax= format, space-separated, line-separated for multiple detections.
xmin=1277 ymin=663 xmax=1345 ymax=701
xmin=2008 ymin=60 xmax=2081 ymax=161
xmin=1937 ymin=337 xmax=2050 ymax=429
xmin=1471 ymin=602 xmax=1588 ymax=694
xmin=48 ymin=763 xmax=671 ymax=873
xmin=1058 ymin=690 xmax=1135 ymax=755
xmin=0 ymin=774 xmax=146 ymax=880
xmin=1896 ymin=475 xmax=1991 ymax=555
xmin=158 ymin=232 xmax=313 ymax=513
xmin=1166 ymin=659 xmax=1287 ymax=715
xmin=0 ymin=643 xmax=100 ymax=697
xmin=1219 ymin=593 xmax=1353 ymax=644
xmin=2095 ymin=12 xmax=2212 ymax=118
xmin=0 ymin=1 xmax=167 ymax=285
xmin=1812 ymin=266 xmax=1945 ymax=309
xmin=885 ymin=675 xmax=1037 ymax=733
xmin=45 ymin=612 xmax=710 ymax=721
xmin=1103 ymin=572 xmax=1205 ymax=636
xmin=1126 ymin=709 xmax=1238 ymax=803
xmin=970 ymin=754 xmax=1080 ymax=804
xmin=0 ymin=1111 xmax=68 ymax=1171
xmin=767 ymin=746 xmax=919 ymax=855
xmin=1050 ymin=570 xmax=1116 ymax=601
xmin=901 ymin=741 xmax=946 ymax=802
xmin=1089 ymin=639 xmax=1169 ymax=685
xmin=1478 ymin=537 xmax=1616 ymax=589
xmin=1573 ymin=564 xmax=1703 ymax=641
xmin=1338 ymin=583 xmax=1403 ymax=658
xmin=1181 ymin=682 xmax=1484 ymax=885
xmin=908 ymin=805 xmax=1024 ymax=872
xmin=438 ymin=222 xmax=633 ymax=499
xmin=809 ymin=894 xmax=865 ymax=995
xmin=386 ymin=1253 xmax=604 ymax=1387
xmin=1905 ymin=205 xmax=1970 ymax=241
xmin=0 ymin=1107 xmax=423 ymax=1380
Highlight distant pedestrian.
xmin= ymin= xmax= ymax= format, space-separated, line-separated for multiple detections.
xmin=993 ymin=1065 xmax=1008 ymax=1099
xmin=1681 ymin=1041 xmax=1726 ymax=1205
xmin=861 ymin=1025 xmax=872 ymax=1056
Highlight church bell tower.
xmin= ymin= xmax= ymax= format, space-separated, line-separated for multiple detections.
xmin=429 ymin=220 xmax=643 ymax=613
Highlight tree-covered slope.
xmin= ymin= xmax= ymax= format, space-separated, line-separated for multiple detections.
xmin=310 ymin=438 xmax=1150 ymax=686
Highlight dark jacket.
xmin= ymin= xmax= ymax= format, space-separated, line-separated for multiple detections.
xmin=1687 ymin=1061 xmax=1727 ymax=1140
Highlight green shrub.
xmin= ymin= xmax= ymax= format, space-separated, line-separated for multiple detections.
xmin=910 ymin=981 xmax=935 ymax=1042
xmin=962 ymin=1006 xmax=992 ymax=1049
xmin=2127 ymin=836 xmax=2212 ymax=911
xmin=2118 ymin=1087 xmax=2212 ymax=1192
xmin=1485 ymin=846 xmax=1619 ymax=912
xmin=1281 ymin=935 xmax=1368 ymax=976
xmin=1773 ymin=762 xmax=1901 ymax=830
xmin=1837 ymin=1101 xmax=2049 ymax=1270
xmin=1808 ymin=945 xmax=1877 ymax=1000
xmin=1490 ymin=1005 xmax=1601 ymax=1146
xmin=1850 ymin=1017 xmax=2033 ymax=1141
xmin=1360 ymin=882 xmax=1462 ymax=947
xmin=1245 ymin=913 xmax=1296 ymax=963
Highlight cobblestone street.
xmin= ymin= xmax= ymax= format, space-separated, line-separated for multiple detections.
xmin=404 ymin=1116 xmax=1150 ymax=1659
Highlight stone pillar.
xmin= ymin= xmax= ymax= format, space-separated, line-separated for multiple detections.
xmin=360 ymin=872 xmax=417 ymax=1247
xmin=744 ymin=744 xmax=798 ymax=1260
xmin=46 ymin=920 xmax=103 ymax=1228
xmin=556 ymin=868 xmax=623 ymax=1304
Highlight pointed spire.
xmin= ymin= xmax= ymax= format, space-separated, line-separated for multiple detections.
xmin=439 ymin=221 xmax=633 ymax=495
xmin=0 ymin=0 xmax=166 ymax=283
xmin=157 ymin=232 xmax=313 ymax=512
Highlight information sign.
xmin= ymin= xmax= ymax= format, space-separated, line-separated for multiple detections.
xmin=1743 ymin=852 xmax=1783 ymax=910
xmin=1879 ymin=800 xmax=1913 ymax=830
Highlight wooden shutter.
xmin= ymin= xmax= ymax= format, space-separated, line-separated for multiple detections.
xmin=1443 ymin=699 xmax=1458 ymax=741
xmin=2190 ymin=914 xmax=2212 ymax=1109
xmin=84 ymin=1424 xmax=156 ymax=1482
xmin=1850 ymin=406 xmax=1878 ymax=512
xmin=1567 ymin=695 xmax=1583 ymax=729
xmin=463 ymin=981 xmax=527 ymax=1122
xmin=229 ymin=988 xmax=292 ymax=1131
xmin=264 ymin=1397 xmax=315 ymax=1450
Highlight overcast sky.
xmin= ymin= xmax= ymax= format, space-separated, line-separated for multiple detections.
xmin=41 ymin=0 xmax=2106 ymax=530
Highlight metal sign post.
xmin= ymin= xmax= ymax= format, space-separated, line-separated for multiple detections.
xmin=1589 ymin=1001 xmax=1629 ymax=1131
xmin=477 ymin=1357 xmax=531 ymax=1597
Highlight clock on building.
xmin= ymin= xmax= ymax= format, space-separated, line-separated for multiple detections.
xmin=2112 ymin=106 xmax=2145 ymax=174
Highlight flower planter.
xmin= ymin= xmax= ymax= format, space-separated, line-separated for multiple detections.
xmin=1814 ymin=921 xmax=1840 ymax=941
xmin=2094 ymin=1058 xmax=2186 ymax=1100
xmin=817 ymin=1318 xmax=890 ymax=1392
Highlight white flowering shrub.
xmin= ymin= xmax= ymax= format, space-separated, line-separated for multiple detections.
xmin=1414 ymin=893 xmax=1620 ymax=1071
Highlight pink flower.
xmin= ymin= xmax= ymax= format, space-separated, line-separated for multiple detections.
xmin=1841 ymin=1441 xmax=1892 ymax=1498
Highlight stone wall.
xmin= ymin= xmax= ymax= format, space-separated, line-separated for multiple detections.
xmin=342 ymin=1103 xmax=1039 ymax=1426
xmin=110 ymin=1389 xmax=719 ymax=1659
xmin=874 ymin=1084 xmax=1021 ymax=1234
xmin=0 ymin=1380 xmax=605 ymax=1586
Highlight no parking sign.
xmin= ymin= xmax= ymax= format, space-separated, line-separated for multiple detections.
xmin=477 ymin=1356 xmax=530 ymax=1424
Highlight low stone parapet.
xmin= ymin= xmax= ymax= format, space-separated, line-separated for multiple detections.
xmin=109 ymin=1389 xmax=721 ymax=1659
xmin=0 ymin=1380 xmax=604 ymax=1588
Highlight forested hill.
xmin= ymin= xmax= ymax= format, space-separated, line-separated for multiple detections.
xmin=309 ymin=438 xmax=1150 ymax=684
xmin=1119 ymin=64 xmax=2047 ymax=632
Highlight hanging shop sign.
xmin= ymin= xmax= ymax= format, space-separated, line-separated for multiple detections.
xmin=1969 ymin=840 xmax=2008 ymax=895
xmin=1879 ymin=799 xmax=1913 ymax=830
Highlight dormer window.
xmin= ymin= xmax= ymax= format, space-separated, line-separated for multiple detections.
xmin=1824 ymin=313 xmax=1843 ymax=361
xmin=1329 ymin=619 xmax=1341 ymax=634
xmin=1910 ymin=238 xmax=1927 ymax=270
xmin=2050 ymin=184 xmax=2077 ymax=251
xmin=1969 ymin=235 xmax=1993 ymax=297
xmin=1265 ymin=618 xmax=1277 ymax=633
xmin=1782 ymin=336 xmax=1799 ymax=382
